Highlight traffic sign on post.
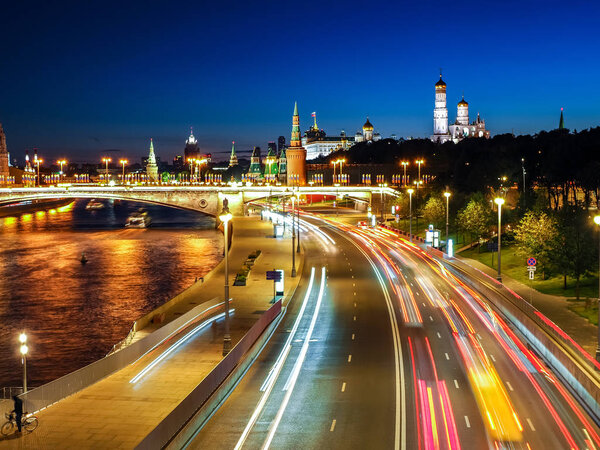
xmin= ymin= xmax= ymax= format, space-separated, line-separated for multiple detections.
xmin=527 ymin=257 xmax=537 ymax=266
xmin=266 ymin=270 xmax=282 ymax=282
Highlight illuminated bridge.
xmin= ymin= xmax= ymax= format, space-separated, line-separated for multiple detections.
xmin=0 ymin=185 xmax=399 ymax=217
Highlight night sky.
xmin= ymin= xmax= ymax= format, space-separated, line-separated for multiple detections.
xmin=1 ymin=0 xmax=599 ymax=163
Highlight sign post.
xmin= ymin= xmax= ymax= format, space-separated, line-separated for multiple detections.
xmin=266 ymin=270 xmax=283 ymax=302
xmin=526 ymin=258 xmax=537 ymax=305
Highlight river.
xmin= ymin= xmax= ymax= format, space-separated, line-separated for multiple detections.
xmin=0 ymin=199 xmax=223 ymax=388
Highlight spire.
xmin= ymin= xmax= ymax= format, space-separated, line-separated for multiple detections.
xmin=229 ymin=140 xmax=238 ymax=167
xmin=290 ymin=101 xmax=301 ymax=147
xmin=559 ymin=107 xmax=565 ymax=129
xmin=312 ymin=111 xmax=318 ymax=131
xmin=293 ymin=101 xmax=298 ymax=117
xmin=148 ymin=138 xmax=157 ymax=164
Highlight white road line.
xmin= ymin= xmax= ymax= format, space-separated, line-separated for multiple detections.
xmin=353 ymin=283 xmax=355 ymax=287
xmin=354 ymin=302 xmax=357 ymax=307
xmin=351 ymin=275 xmax=354 ymax=279
xmin=353 ymin=316 xmax=356 ymax=321
xmin=422 ymin=302 xmax=426 ymax=307
xmin=527 ymin=418 xmax=536 ymax=431
xmin=416 ymin=292 xmax=420 ymax=296
xmin=464 ymin=416 xmax=470 ymax=428
xmin=348 ymin=354 xmax=352 ymax=363
xmin=445 ymin=353 xmax=450 ymax=360
xmin=341 ymin=382 xmax=346 ymax=392
xmin=490 ymin=354 xmax=496 ymax=362
xmin=330 ymin=419 xmax=336 ymax=432
xmin=354 ymin=292 xmax=357 ymax=296
xmin=429 ymin=316 xmax=434 ymax=322
xmin=477 ymin=333 xmax=482 ymax=340
xmin=437 ymin=332 xmax=442 ymax=339
xmin=454 ymin=380 xmax=459 ymax=389
xmin=506 ymin=381 xmax=514 ymax=391
xmin=351 ymin=333 xmax=355 ymax=340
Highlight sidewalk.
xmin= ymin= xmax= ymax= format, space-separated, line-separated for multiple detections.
xmin=459 ymin=256 xmax=598 ymax=356
xmin=0 ymin=215 xmax=303 ymax=449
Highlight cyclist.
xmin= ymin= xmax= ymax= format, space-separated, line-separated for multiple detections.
xmin=11 ymin=395 xmax=23 ymax=433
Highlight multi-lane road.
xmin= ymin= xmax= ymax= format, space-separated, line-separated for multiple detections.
xmin=188 ymin=210 xmax=600 ymax=449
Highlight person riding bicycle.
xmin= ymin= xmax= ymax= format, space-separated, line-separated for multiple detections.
xmin=11 ymin=395 xmax=23 ymax=432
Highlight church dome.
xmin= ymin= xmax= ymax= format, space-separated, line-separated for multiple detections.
xmin=363 ymin=117 xmax=374 ymax=131
xmin=458 ymin=97 xmax=468 ymax=107
xmin=435 ymin=75 xmax=446 ymax=89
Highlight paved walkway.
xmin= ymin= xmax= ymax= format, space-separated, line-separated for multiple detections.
xmin=459 ymin=256 xmax=598 ymax=356
xmin=0 ymin=214 xmax=303 ymax=449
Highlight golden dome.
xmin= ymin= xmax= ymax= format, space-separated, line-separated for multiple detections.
xmin=458 ymin=97 xmax=468 ymax=107
xmin=435 ymin=75 xmax=446 ymax=89
xmin=363 ymin=117 xmax=374 ymax=130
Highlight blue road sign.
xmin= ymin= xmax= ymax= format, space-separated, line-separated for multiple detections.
xmin=527 ymin=257 xmax=537 ymax=266
xmin=266 ymin=270 xmax=282 ymax=282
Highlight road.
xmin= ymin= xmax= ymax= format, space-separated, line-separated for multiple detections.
xmin=187 ymin=210 xmax=600 ymax=450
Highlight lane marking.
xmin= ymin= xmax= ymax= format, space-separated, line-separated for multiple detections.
xmin=506 ymin=381 xmax=514 ymax=391
xmin=348 ymin=354 xmax=352 ymax=363
xmin=353 ymin=283 xmax=355 ymax=287
xmin=445 ymin=353 xmax=450 ymax=360
xmin=429 ymin=316 xmax=434 ymax=322
xmin=351 ymin=333 xmax=355 ymax=340
xmin=341 ymin=382 xmax=346 ymax=392
xmin=526 ymin=418 xmax=536 ymax=431
xmin=422 ymin=302 xmax=426 ymax=307
xmin=354 ymin=292 xmax=357 ymax=296
xmin=437 ymin=332 xmax=442 ymax=339
xmin=416 ymin=292 xmax=420 ymax=296
xmin=464 ymin=416 xmax=470 ymax=428
xmin=353 ymin=316 xmax=356 ymax=321
xmin=330 ymin=419 xmax=336 ymax=432
xmin=490 ymin=354 xmax=496 ymax=362
xmin=354 ymin=302 xmax=357 ymax=307
xmin=477 ymin=333 xmax=482 ymax=340
xmin=454 ymin=380 xmax=459 ymax=389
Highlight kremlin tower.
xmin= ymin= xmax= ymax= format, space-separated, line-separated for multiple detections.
xmin=286 ymin=102 xmax=307 ymax=186
xmin=0 ymin=123 xmax=9 ymax=184
xmin=229 ymin=141 xmax=238 ymax=167
xmin=146 ymin=138 xmax=159 ymax=182
xmin=431 ymin=73 xmax=451 ymax=143
xmin=559 ymin=108 xmax=565 ymax=129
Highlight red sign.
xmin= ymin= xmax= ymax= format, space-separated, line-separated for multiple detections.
xmin=527 ymin=257 xmax=537 ymax=266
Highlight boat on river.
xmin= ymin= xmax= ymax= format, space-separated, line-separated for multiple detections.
xmin=85 ymin=199 xmax=105 ymax=210
xmin=125 ymin=209 xmax=151 ymax=228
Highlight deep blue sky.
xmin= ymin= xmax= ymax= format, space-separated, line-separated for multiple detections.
xmin=1 ymin=0 xmax=599 ymax=163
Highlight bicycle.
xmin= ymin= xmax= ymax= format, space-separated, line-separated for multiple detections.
xmin=1 ymin=412 xmax=38 ymax=436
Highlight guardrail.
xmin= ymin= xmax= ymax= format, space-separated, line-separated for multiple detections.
xmin=136 ymin=299 xmax=282 ymax=450
xmin=18 ymin=298 xmax=225 ymax=415
xmin=0 ymin=387 xmax=23 ymax=399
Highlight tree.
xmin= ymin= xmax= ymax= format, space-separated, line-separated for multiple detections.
xmin=423 ymin=196 xmax=446 ymax=229
xmin=456 ymin=198 xmax=492 ymax=249
xmin=557 ymin=209 xmax=597 ymax=300
xmin=514 ymin=211 xmax=560 ymax=279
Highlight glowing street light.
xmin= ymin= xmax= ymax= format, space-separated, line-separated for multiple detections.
xmin=444 ymin=191 xmax=451 ymax=249
xmin=57 ymin=159 xmax=67 ymax=177
xmin=102 ymin=157 xmax=111 ymax=183
xmin=400 ymin=161 xmax=409 ymax=186
xmin=494 ymin=197 xmax=505 ymax=281
xmin=119 ymin=159 xmax=128 ymax=184
xmin=291 ymin=195 xmax=297 ymax=277
xmin=219 ymin=203 xmax=233 ymax=356
xmin=19 ymin=333 xmax=28 ymax=393
xmin=34 ymin=158 xmax=43 ymax=186
xmin=407 ymin=188 xmax=414 ymax=242
xmin=295 ymin=191 xmax=301 ymax=253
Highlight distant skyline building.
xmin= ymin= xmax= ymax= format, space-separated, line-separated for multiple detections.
xmin=286 ymin=102 xmax=307 ymax=186
xmin=184 ymin=128 xmax=201 ymax=165
xmin=277 ymin=136 xmax=286 ymax=153
xmin=267 ymin=141 xmax=277 ymax=156
xmin=432 ymin=72 xmax=490 ymax=143
xmin=146 ymin=138 xmax=159 ymax=181
xmin=0 ymin=123 xmax=9 ymax=183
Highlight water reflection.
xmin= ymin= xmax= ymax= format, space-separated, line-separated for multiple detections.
xmin=0 ymin=199 xmax=222 ymax=387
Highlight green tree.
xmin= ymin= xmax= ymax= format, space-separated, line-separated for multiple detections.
xmin=456 ymin=198 xmax=492 ymax=249
xmin=514 ymin=211 xmax=559 ymax=279
xmin=423 ymin=197 xmax=446 ymax=228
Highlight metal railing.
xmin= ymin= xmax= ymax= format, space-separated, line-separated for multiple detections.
xmin=0 ymin=387 xmax=23 ymax=399
xmin=107 ymin=321 xmax=137 ymax=356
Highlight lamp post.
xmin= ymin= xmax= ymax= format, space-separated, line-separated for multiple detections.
xmin=102 ymin=157 xmax=111 ymax=183
xmin=57 ymin=159 xmax=67 ymax=178
xmin=296 ymin=192 xmax=301 ymax=253
xmin=401 ymin=161 xmax=409 ymax=186
xmin=119 ymin=159 xmax=128 ymax=184
xmin=19 ymin=333 xmax=28 ymax=393
xmin=35 ymin=158 xmax=43 ymax=186
xmin=444 ymin=191 xmax=451 ymax=248
xmin=594 ymin=215 xmax=600 ymax=362
xmin=339 ymin=158 xmax=346 ymax=183
xmin=407 ymin=188 xmax=414 ymax=242
xmin=494 ymin=197 xmax=505 ymax=282
xmin=331 ymin=159 xmax=337 ymax=184
xmin=291 ymin=195 xmax=297 ymax=277
xmin=219 ymin=204 xmax=233 ymax=356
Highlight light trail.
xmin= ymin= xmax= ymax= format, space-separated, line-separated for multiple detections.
xmin=129 ymin=309 xmax=233 ymax=384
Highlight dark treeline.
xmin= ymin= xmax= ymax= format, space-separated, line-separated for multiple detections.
xmin=321 ymin=127 xmax=600 ymax=208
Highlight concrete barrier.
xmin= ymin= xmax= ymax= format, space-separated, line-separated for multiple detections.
xmin=136 ymin=300 xmax=282 ymax=450
xmin=18 ymin=298 xmax=225 ymax=415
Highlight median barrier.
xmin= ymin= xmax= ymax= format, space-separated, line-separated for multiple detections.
xmin=18 ymin=297 xmax=224 ymax=415
xmin=135 ymin=299 xmax=282 ymax=450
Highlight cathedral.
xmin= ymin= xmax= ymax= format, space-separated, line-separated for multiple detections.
xmin=431 ymin=73 xmax=490 ymax=144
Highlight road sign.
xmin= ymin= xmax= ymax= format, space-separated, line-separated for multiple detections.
xmin=527 ymin=257 xmax=537 ymax=266
xmin=266 ymin=270 xmax=282 ymax=282
xmin=527 ymin=265 xmax=536 ymax=280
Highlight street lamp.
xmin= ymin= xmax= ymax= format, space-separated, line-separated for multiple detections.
xmin=400 ymin=161 xmax=409 ymax=186
xmin=34 ymin=158 xmax=43 ymax=186
xmin=120 ymin=159 xmax=128 ymax=184
xmin=594 ymin=215 xmax=600 ymax=362
xmin=444 ymin=191 xmax=451 ymax=248
xmin=219 ymin=205 xmax=233 ymax=356
xmin=102 ymin=157 xmax=111 ymax=183
xmin=57 ymin=159 xmax=67 ymax=177
xmin=296 ymin=192 xmax=301 ymax=253
xmin=494 ymin=197 xmax=505 ymax=282
xmin=291 ymin=195 xmax=297 ymax=277
xmin=407 ymin=188 xmax=414 ymax=242
xmin=19 ymin=333 xmax=28 ymax=393
xmin=331 ymin=159 xmax=337 ymax=184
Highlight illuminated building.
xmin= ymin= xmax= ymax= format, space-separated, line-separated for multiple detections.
xmin=229 ymin=141 xmax=238 ymax=167
xmin=248 ymin=146 xmax=262 ymax=180
xmin=277 ymin=136 xmax=286 ymax=152
xmin=146 ymin=138 xmax=159 ymax=182
xmin=184 ymin=127 xmax=201 ymax=165
xmin=278 ymin=147 xmax=287 ymax=184
xmin=286 ymin=102 xmax=307 ymax=186
xmin=353 ymin=117 xmax=381 ymax=144
xmin=432 ymin=73 xmax=490 ymax=143
xmin=0 ymin=123 xmax=9 ymax=184
xmin=264 ymin=146 xmax=278 ymax=180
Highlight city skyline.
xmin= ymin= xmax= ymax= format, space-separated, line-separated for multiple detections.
xmin=1 ymin=0 xmax=599 ymax=161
